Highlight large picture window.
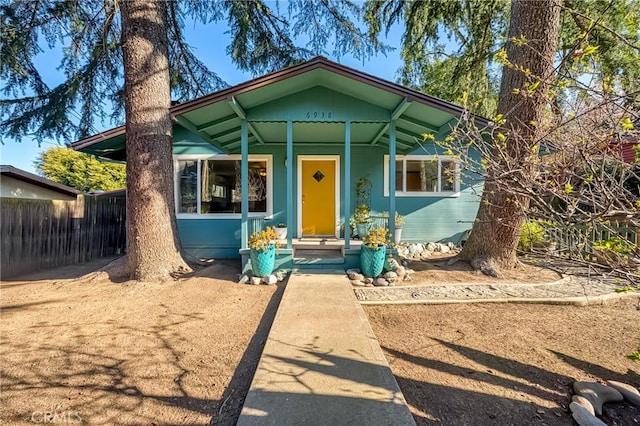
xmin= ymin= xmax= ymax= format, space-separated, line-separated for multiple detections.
xmin=175 ymin=156 xmax=272 ymax=217
xmin=384 ymin=155 xmax=459 ymax=196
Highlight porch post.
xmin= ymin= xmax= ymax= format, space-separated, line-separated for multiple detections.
xmin=286 ymin=119 xmax=293 ymax=248
xmin=241 ymin=119 xmax=249 ymax=249
xmin=344 ymin=120 xmax=351 ymax=249
xmin=389 ymin=120 xmax=397 ymax=242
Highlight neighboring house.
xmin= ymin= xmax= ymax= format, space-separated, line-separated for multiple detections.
xmin=619 ymin=140 xmax=639 ymax=164
xmin=0 ymin=165 xmax=83 ymax=200
xmin=71 ymin=56 xmax=487 ymax=268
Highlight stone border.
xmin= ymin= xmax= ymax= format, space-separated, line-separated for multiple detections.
xmin=358 ymin=291 xmax=640 ymax=306
xmin=361 ymin=275 xmax=571 ymax=289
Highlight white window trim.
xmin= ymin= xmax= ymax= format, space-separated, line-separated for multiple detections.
xmin=174 ymin=154 xmax=273 ymax=219
xmin=383 ymin=155 xmax=460 ymax=197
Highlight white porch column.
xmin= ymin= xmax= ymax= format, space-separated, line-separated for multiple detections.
xmin=389 ymin=120 xmax=397 ymax=241
xmin=286 ymin=119 xmax=293 ymax=248
xmin=241 ymin=119 xmax=249 ymax=249
xmin=344 ymin=120 xmax=351 ymax=249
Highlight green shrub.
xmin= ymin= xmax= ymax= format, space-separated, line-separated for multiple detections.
xmin=593 ymin=236 xmax=635 ymax=254
xmin=518 ymin=221 xmax=546 ymax=252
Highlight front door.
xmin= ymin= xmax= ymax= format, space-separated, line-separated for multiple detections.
xmin=301 ymin=159 xmax=336 ymax=237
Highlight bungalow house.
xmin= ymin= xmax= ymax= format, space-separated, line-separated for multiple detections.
xmin=0 ymin=165 xmax=83 ymax=200
xmin=71 ymin=56 xmax=487 ymax=269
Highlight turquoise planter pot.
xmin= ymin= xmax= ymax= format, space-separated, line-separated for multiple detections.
xmin=250 ymin=244 xmax=276 ymax=278
xmin=360 ymin=244 xmax=386 ymax=277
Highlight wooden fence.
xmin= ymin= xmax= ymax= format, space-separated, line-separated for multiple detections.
xmin=545 ymin=222 xmax=638 ymax=257
xmin=1 ymin=195 xmax=126 ymax=279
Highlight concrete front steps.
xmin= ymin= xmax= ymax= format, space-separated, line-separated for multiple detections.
xmin=236 ymin=269 xmax=416 ymax=426
xmin=241 ymin=239 xmax=364 ymax=272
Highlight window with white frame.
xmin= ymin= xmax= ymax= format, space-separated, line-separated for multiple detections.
xmin=175 ymin=156 xmax=272 ymax=216
xmin=384 ymin=155 xmax=460 ymax=196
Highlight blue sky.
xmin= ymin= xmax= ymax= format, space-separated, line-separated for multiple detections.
xmin=0 ymin=19 xmax=405 ymax=174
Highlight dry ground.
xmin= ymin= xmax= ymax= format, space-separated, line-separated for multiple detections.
xmin=2 ymin=257 xmax=638 ymax=426
xmin=366 ymin=299 xmax=640 ymax=425
xmin=0 ymin=257 xmax=282 ymax=425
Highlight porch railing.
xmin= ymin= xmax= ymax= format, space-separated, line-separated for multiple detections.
xmin=370 ymin=215 xmax=389 ymax=229
xmin=247 ymin=217 xmax=265 ymax=236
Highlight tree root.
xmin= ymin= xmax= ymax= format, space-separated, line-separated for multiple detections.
xmin=470 ymin=257 xmax=501 ymax=278
xmin=77 ymin=253 xmax=197 ymax=284
xmin=86 ymin=256 xmax=132 ymax=282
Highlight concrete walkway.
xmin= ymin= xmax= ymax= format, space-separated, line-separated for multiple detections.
xmin=237 ymin=270 xmax=416 ymax=426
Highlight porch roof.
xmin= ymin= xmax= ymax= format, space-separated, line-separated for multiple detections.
xmin=71 ymin=56 xmax=488 ymax=160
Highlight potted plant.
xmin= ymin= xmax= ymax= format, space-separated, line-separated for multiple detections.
xmin=248 ymin=227 xmax=281 ymax=277
xmin=353 ymin=204 xmax=371 ymax=238
xmin=274 ymin=222 xmax=287 ymax=240
xmin=360 ymin=226 xmax=391 ymax=277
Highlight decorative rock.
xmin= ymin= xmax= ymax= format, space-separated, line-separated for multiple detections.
xmin=374 ymin=278 xmax=389 ymax=287
xmin=570 ymin=402 xmax=606 ymax=426
xmin=363 ymin=277 xmax=373 ymax=284
xmin=346 ymin=268 xmax=361 ymax=275
xmin=572 ymin=395 xmax=595 ymax=416
xmin=607 ymin=380 xmax=640 ymax=407
xmin=439 ymin=243 xmax=451 ymax=253
xmin=573 ymin=381 xmax=624 ymax=415
xmin=403 ymin=274 xmax=412 ymax=281
xmin=409 ymin=243 xmax=425 ymax=256
xmin=350 ymin=280 xmax=365 ymax=287
xmin=397 ymin=247 xmax=410 ymax=258
xmin=426 ymin=242 xmax=437 ymax=251
xmin=395 ymin=266 xmax=406 ymax=278
xmin=386 ymin=257 xmax=401 ymax=270
xmin=365 ymin=283 xmax=374 ymax=287
xmin=384 ymin=271 xmax=398 ymax=280
xmin=447 ymin=241 xmax=456 ymax=249
xmin=275 ymin=269 xmax=289 ymax=282
xmin=348 ymin=272 xmax=365 ymax=281
xmin=262 ymin=274 xmax=277 ymax=285
xmin=238 ymin=274 xmax=250 ymax=284
xmin=250 ymin=276 xmax=263 ymax=285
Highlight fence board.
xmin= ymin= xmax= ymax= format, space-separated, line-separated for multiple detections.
xmin=546 ymin=221 xmax=637 ymax=259
xmin=0 ymin=196 xmax=127 ymax=279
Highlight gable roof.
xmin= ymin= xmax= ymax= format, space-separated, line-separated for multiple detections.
xmin=71 ymin=56 xmax=488 ymax=159
xmin=0 ymin=165 xmax=83 ymax=197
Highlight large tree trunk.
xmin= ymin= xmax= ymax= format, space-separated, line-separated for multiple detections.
xmin=118 ymin=0 xmax=191 ymax=281
xmin=460 ymin=0 xmax=561 ymax=276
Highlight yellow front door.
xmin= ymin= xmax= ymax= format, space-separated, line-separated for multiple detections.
xmin=301 ymin=160 xmax=336 ymax=236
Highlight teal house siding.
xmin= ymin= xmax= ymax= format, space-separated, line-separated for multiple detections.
xmin=177 ymin=219 xmax=241 ymax=258
xmin=173 ymin=136 xmax=482 ymax=258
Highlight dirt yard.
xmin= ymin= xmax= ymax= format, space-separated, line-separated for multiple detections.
xmin=2 ymin=257 xmax=638 ymax=425
xmin=0 ymin=258 xmax=282 ymax=425
xmin=366 ymin=299 xmax=640 ymax=425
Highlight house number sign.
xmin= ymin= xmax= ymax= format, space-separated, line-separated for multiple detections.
xmin=305 ymin=111 xmax=334 ymax=119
